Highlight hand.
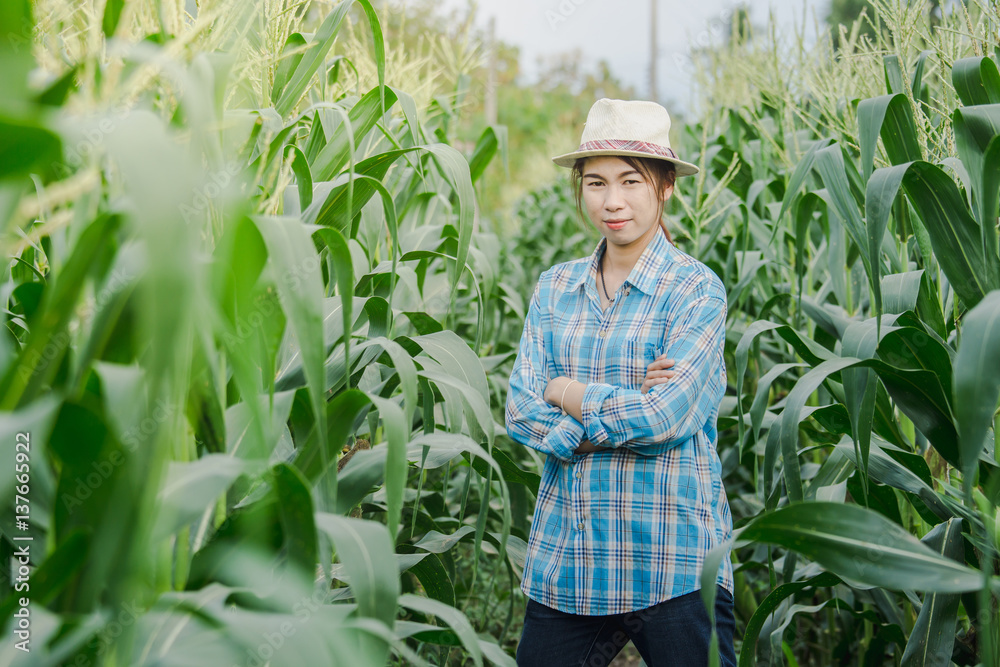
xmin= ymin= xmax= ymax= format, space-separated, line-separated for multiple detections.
xmin=641 ymin=355 xmax=676 ymax=395
xmin=543 ymin=376 xmax=573 ymax=407
xmin=573 ymin=439 xmax=607 ymax=455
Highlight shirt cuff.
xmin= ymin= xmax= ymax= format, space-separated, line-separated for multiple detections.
xmin=541 ymin=412 xmax=586 ymax=462
xmin=581 ymin=382 xmax=616 ymax=447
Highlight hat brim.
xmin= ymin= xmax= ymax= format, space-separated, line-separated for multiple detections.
xmin=551 ymin=149 xmax=699 ymax=176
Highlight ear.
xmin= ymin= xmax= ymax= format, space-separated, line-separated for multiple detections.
xmin=660 ymin=180 xmax=674 ymax=202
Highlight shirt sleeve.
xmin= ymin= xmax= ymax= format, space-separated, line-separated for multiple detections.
xmin=505 ymin=275 xmax=586 ymax=463
xmin=579 ymin=293 xmax=726 ymax=454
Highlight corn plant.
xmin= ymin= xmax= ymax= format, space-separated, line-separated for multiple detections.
xmin=0 ymin=0 xmax=522 ymax=664
xmin=642 ymin=1 xmax=1000 ymax=664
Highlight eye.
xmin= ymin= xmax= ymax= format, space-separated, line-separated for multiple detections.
xmin=623 ymin=179 xmax=641 ymax=185
xmin=585 ymin=181 xmax=604 ymax=187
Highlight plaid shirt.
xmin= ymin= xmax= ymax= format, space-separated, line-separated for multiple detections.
xmin=505 ymin=230 xmax=734 ymax=615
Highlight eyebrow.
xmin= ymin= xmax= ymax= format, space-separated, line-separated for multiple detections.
xmin=583 ymin=170 xmax=642 ymax=181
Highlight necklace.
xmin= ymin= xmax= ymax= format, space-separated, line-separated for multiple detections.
xmin=599 ymin=249 xmax=612 ymax=301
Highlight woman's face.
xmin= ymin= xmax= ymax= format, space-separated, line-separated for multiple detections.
xmin=580 ymin=156 xmax=673 ymax=251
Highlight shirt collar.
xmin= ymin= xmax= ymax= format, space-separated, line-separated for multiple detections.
xmin=567 ymin=229 xmax=672 ymax=296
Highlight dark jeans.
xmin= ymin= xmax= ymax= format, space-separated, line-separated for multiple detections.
xmin=515 ymin=587 xmax=737 ymax=667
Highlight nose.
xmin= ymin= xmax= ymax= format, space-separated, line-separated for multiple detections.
xmin=604 ymin=183 xmax=625 ymax=211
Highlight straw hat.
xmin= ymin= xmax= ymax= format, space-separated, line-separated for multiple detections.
xmin=551 ymin=98 xmax=699 ymax=176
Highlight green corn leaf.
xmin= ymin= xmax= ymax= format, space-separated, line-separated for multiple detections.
xmin=461 ymin=446 xmax=540 ymax=496
xmin=253 ymin=216 xmax=328 ymax=501
xmin=293 ymin=388 xmax=370 ymax=484
xmin=739 ymin=572 xmax=841 ymax=667
xmin=952 ymin=56 xmax=1000 ymax=106
xmin=952 ymin=290 xmax=1000 ymax=482
xmin=0 ymin=0 xmax=33 ymax=114
xmin=778 ymin=350 xmax=959 ymax=499
xmin=884 ymin=54 xmax=906 ymax=95
xmin=698 ymin=537 xmax=733 ymax=667
xmin=745 ymin=362 xmax=805 ymax=460
xmin=866 ymin=164 xmax=911 ymax=319
xmin=1 ymin=213 xmax=118 ymax=409
xmin=34 ymin=64 xmax=79 ymax=107
xmin=314 ymin=514 xmax=400 ymax=627
xmin=868 ymin=356 xmax=959 ymax=468
xmin=738 ymin=502 xmax=985 ymax=593
xmin=814 ymin=144 xmax=871 ymax=281
xmin=418 ymin=144 xmax=476 ymax=334
xmin=780 ymin=358 xmax=861 ymax=502
xmin=858 ymin=94 xmax=922 ymax=181
xmin=736 ymin=320 xmax=833 ymax=455
xmin=911 ymin=50 xmax=932 ymax=103
xmin=0 ymin=396 xmax=60 ymax=510
xmin=903 ymin=161 xmax=993 ymax=306
xmin=225 ymin=393 xmax=296 ymax=463
xmin=367 ymin=394 xmax=409 ymax=542
xmin=310 ymin=86 xmax=399 ymax=182
xmin=877 ymin=325 xmax=954 ymax=397
xmin=273 ymin=463 xmax=319 ymax=575
xmin=774 ymin=137 xmax=832 ymax=244
xmin=271 ymin=32 xmax=307 ymax=103
xmin=360 ymin=337 xmax=418 ymax=420
xmin=834 ymin=437 xmax=965 ymax=524
xmin=479 ymin=639 xmax=518 ymax=667
xmin=71 ymin=246 xmax=142 ymax=391
xmin=155 ymin=455 xmax=263 ymax=540
xmin=901 ymin=520 xmax=965 ymax=667
xmin=101 ymin=0 xmax=125 ymax=38
xmin=275 ymin=1 xmax=384 ymax=117
xmin=313 ymin=226 xmax=354 ymax=389
xmin=469 ymin=125 xmax=508 ymax=183
xmin=841 ymin=318 xmax=897 ymax=494
xmin=397 ymin=547 xmax=455 ymax=607
xmin=881 ymin=271 xmax=947 ymax=339
xmin=286 ymin=144 xmax=313 ymax=210
xmin=866 ymin=161 xmax=991 ymax=308
xmin=398 ymin=594 xmax=483 ymax=667
xmin=952 ymin=105 xmax=1000 ymax=284
xmin=412 ymin=331 xmax=489 ymax=408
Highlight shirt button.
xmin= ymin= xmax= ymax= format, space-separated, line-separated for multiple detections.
xmin=598 ymin=330 xmax=606 ymax=338
xmin=576 ymin=472 xmax=583 ymax=479
xmin=577 ymin=523 xmax=584 ymax=531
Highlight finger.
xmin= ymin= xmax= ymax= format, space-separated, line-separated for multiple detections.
xmin=646 ymin=358 xmax=676 ymax=371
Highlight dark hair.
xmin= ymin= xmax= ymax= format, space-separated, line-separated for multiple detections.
xmin=571 ymin=155 xmax=677 ymax=242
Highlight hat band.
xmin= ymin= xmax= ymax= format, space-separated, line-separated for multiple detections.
xmin=578 ymin=139 xmax=678 ymax=160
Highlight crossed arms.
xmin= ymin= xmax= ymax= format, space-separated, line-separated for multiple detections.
xmin=504 ymin=278 xmax=726 ymax=463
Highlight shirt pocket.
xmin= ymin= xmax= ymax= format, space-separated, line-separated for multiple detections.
xmin=608 ymin=340 xmax=661 ymax=390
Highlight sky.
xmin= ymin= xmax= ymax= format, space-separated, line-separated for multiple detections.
xmin=440 ymin=0 xmax=829 ymax=111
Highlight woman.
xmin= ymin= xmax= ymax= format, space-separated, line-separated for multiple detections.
xmin=505 ymin=98 xmax=736 ymax=667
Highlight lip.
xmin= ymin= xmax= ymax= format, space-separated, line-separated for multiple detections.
xmin=604 ymin=219 xmax=629 ymax=230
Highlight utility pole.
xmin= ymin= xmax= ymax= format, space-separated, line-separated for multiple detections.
xmin=649 ymin=0 xmax=658 ymax=102
xmin=486 ymin=16 xmax=497 ymax=126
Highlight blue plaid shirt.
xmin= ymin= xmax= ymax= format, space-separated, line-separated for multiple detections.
xmin=505 ymin=230 xmax=734 ymax=615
